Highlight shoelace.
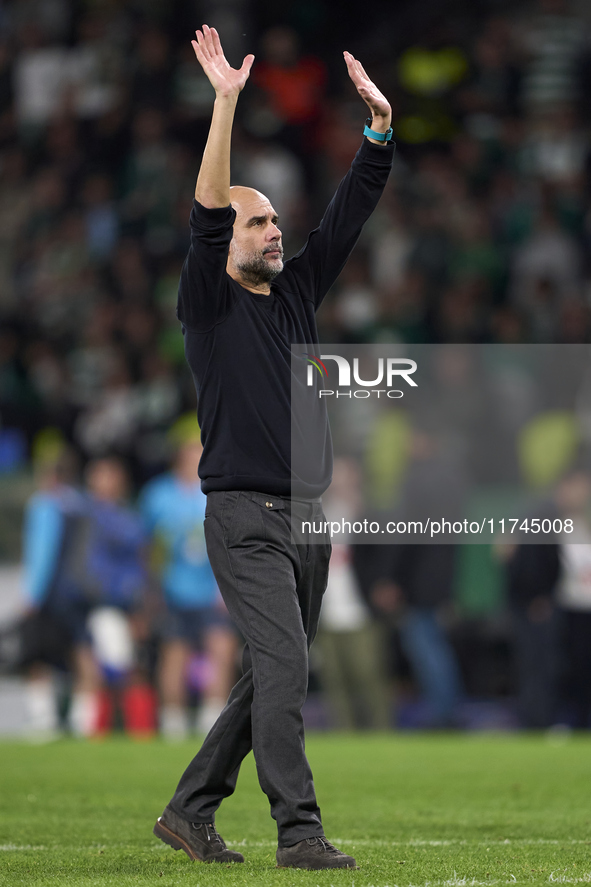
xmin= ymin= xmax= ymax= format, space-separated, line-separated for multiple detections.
xmin=306 ymin=836 xmax=340 ymax=853
xmin=194 ymin=822 xmax=227 ymax=849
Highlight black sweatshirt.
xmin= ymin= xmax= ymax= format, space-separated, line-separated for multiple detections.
xmin=177 ymin=137 xmax=394 ymax=497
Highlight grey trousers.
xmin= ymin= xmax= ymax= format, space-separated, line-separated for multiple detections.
xmin=169 ymin=490 xmax=332 ymax=847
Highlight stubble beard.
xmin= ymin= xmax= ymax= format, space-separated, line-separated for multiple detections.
xmin=231 ymin=241 xmax=284 ymax=287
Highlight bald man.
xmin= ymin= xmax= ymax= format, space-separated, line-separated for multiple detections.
xmin=153 ymin=25 xmax=394 ymax=870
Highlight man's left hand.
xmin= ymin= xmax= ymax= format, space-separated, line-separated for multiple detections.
xmin=343 ymin=51 xmax=392 ymax=139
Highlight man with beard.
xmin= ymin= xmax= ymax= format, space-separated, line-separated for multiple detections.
xmin=153 ymin=24 xmax=394 ymax=870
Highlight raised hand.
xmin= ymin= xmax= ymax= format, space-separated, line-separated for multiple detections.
xmin=192 ymin=25 xmax=254 ymax=98
xmin=343 ymin=51 xmax=391 ymax=126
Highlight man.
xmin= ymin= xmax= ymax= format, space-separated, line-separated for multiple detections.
xmin=22 ymin=449 xmax=101 ymax=739
xmin=153 ymin=24 xmax=394 ymax=870
xmin=84 ymin=457 xmax=153 ymax=736
xmin=139 ymin=435 xmax=238 ymax=738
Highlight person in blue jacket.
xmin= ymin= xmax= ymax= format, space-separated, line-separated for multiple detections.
xmin=139 ymin=436 xmax=238 ymax=738
xmin=84 ymin=456 xmax=148 ymax=676
xmin=83 ymin=456 xmax=152 ymax=733
xmin=85 ymin=457 xmax=148 ymax=616
xmin=23 ymin=451 xmax=149 ymax=738
xmin=23 ymin=449 xmax=101 ymax=738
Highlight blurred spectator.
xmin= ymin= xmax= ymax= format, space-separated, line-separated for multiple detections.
xmin=370 ymin=428 xmax=465 ymax=727
xmin=67 ymin=14 xmax=123 ymax=121
xmin=21 ymin=449 xmax=151 ymax=739
xmin=81 ymin=172 xmax=119 ymax=260
xmin=0 ymin=326 xmax=39 ymax=431
xmin=22 ymin=165 xmax=66 ymax=242
xmin=133 ymin=352 xmax=182 ymax=482
xmin=84 ymin=456 xmax=154 ymax=736
xmin=108 ymin=238 xmax=153 ymax=303
xmin=130 ymin=28 xmax=173 ymax=112
xmin=316 ymin=458 xmax=391 ymax=730
xmin=501 ymin=466 xmax=591 ymax=729
xmin=171 ymin=41 xmax=215 ymax=145
xmin=503 ymin=537 xmax=561 ymax=728
xmin=367 ymin=190 xmax=414 ymax=292
xmin=42 ymin=116 xmax=85 ymax=193
xmin=84 ymin=98 xmax=130 ymax=172
xmin=232 ymin=129 xmax=305 ymax=243
xmin=9 ymin=1 xmax=71 ymax=45
xmin=370 ymin=548 xmax=463 ymax=728
xmin=0 ymin=148 xmax=30 ymax=312
xmin=67 ymin=302 xmax=119 ymax=405
xmin=84 ymin=457 xmax=147 ymax=618
xmin=522 ymin=107 xmax=588 ymax=185
xmin=22 ymin=448 xmax=99 ymax=738
xmin=332 ymin=252 xmax=379 ymax=342
xmin=514 ymin=0 xmax=588 ymax=112
xmin=139 ymin=435 xmax=238 ymax=738
xmin=252 ymin=26 xmax=327 ymax=174
xmin=74 ymin=352 xmax=139 ymax=459
xmin=458 ymin=17 xmax=522 ymax=121
xmin=120 ymin=108 xmax=176 ymax=242
xmin=13 ymin=24 xmax=70 ymax=137
xmin=555 ymin=468 xmax=591 ymax=728
xmin=510 ymin=206 xmax=582 ymax=339
xmin=25 ymin=339 xmax=74 ymax=435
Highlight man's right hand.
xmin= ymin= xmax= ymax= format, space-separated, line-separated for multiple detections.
xmin=191 ymin=25 xmax=254 ymax=98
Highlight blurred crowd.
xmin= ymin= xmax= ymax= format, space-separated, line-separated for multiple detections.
xmin=1 ymin=0 xmax=591 ymax=479
xmin=1 ymin=0 xmax=591 ymax=733
xmin=6 ymin=444 xmax=591 ymax=738
xmin=15 ymin=432 xmax=240 ymax=739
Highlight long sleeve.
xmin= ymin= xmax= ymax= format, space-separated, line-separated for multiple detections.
xmin=177 ymin=200 xmax=238 ymax=332
xmin=92 ymin=500 xmax=147 ymax=554
xmin=281 ymin=138 xmax=394 ymax=309
xmin=23 ymin=495 xmax=64 ymax=606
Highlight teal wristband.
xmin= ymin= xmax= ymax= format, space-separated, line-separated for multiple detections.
xmin=363 ymin=120 xmax=393 ymax=142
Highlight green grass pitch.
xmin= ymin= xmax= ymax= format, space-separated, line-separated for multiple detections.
xmin=1 ymin=733 xmax=591 ymax=886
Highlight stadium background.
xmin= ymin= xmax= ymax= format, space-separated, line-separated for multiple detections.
xmin=0 ymin=0 xmax=591 ymax=733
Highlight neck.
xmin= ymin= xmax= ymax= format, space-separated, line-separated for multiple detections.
xmin=228 ymin=267 xmax=271 ymax=295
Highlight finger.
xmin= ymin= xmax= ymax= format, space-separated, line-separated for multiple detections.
xmin=196 ymin=28 xmax=212 ymax=61
xmin=201 ymin=24 xmax=214 ymax=58
xmin=353 ymin=58 xmax=369 ymax=82
xmin=357 ymin=60 xmax=372 ymax=82
xmin=346 ymin=54 xmax=368 ymax=88
xmin=240 ymin=53 xmax=255 ymax=77
xmin=210 ymin=26 xmax=224 ymax=58
xmin=345 ymin=51 xmax=366 ymax=77
xmin=343 ymin=50 xmax=357 ymax=75
xmin=191 ymin=38 xmax=207 ymax=66
xmin=192 ymin=40 xmax=210 ymax=67
xmin=344 ymin=54 xmax=361 ymax=85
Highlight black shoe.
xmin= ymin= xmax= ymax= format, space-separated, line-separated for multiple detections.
xmin=276 ymin=836 xmax=357 ymax=869
xmin=153 ymin=805 xmax=244 ymax=864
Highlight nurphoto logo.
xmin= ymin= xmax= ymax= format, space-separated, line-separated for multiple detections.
xmin=304 ymin=353 xmax=418 ymax=398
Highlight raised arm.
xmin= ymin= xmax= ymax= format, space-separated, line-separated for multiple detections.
xmin=343 ymin=51 xmax=392 ymax=144
xmin=191 ymin=25 xmax=254 ymax=208
xmin=281 ymin=53 xmax=394 ymax=307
